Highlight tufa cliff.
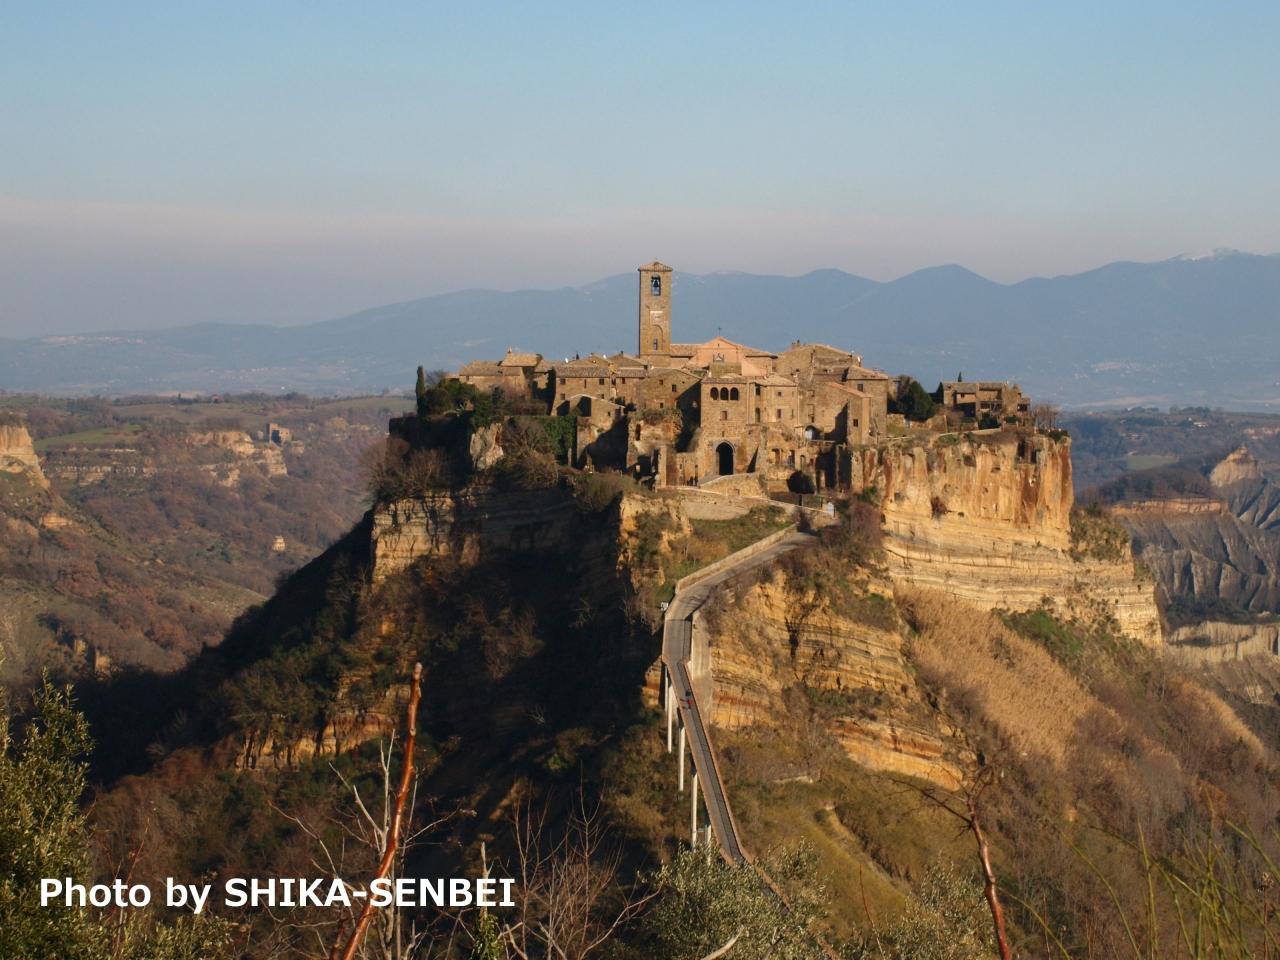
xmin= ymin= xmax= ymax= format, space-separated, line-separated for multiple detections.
xmin=849 ymin=432 xmax=1161 ymax=643
xmin=0 ymin=423 xmax=48 ymax=488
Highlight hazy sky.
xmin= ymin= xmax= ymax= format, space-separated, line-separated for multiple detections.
xmin=2 ymin=1 xmax=1278 ymax=337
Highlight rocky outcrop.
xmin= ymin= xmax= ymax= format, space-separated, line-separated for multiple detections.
xmin=1210 ymin=446 xmax=1263 ymax=487
xmin=41 ymin=450 xmax=155 ymax=485
xmin=1167 ymin=620 xmax=1280 ymax=662
xmin=1118 ymin=450 xmax=1280 ymax=624
xmin=698 ymin=573 xmax=959 ymax=788
xmin=190 ymin=430 xmax=287 ymax=480
xmin=370 ymin=487 xmax=582 ymax=579
xmin=0 ymin=424 xmax=47 ymax=487
xmin=1126 ymin=512 xmax=1280 ymax=617
xmin=1110 ymin=497 xmax=1225 ymax=516
xmin=468 ymin=423 xmax=505 ymax=471
xmin=850 ymin=433 xmax=1161 ymax=643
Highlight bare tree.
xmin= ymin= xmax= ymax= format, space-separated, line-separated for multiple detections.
xmin=1030 ymin=403 xmax=1060 ymax=432
xmin=890 ymin=764 xmax=1012 ymax=960
xmin=258 ymin=664 xmax=456 ymax=960
xmin=331 ymin=662 xmax=425 ymax=960
xmin=486 ymin=791 xmax=655 ymax=960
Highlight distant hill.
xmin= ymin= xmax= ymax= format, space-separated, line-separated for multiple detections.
xmin=3 ymin=250 xmax=1278 ymax=407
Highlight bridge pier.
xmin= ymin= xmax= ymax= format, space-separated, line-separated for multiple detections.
xmin=666 ymin=679 xmax=674 ymax=753
xmin=690 ymin=771 xmax=699 ymax=847
xmin=678 ymin=724 xmax=686 ymax=792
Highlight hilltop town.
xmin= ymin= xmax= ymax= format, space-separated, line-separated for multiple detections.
xmin=454 ymin=262 xmax=1032 ymax=494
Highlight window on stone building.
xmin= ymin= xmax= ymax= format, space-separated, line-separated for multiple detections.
xmin=720 ymin=410 xmax=728 ymax=421
xmin=729 ymin=387 xmax=739 ymax=401
xmin=755 ymin=409 xmax=761 ymax=423
xmin=710 ymin=387 xmax=720 ymax=401
xmin=857 ymin=383 xmax=864 ymax=392
xmin=755 ymin=384 xmax=761 ymax=396
xmin=598 ymin=377 xmax=605 ymax=385
xmin=652 ymin=339 xmax=658 ymax=351
xmin=651 ymin=275 xmax=661 ymax=295
xmin=671 ymin=384 xmax=676 ymax=392
xmin=776 ymin=409 xmax=782 ymax=420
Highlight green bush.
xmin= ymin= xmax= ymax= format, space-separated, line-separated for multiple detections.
xmin=891 ymin=379 xmax=937 ymax=422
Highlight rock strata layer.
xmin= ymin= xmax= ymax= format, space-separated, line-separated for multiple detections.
xmin=851 ymin=434 xmax=1161 ymax=643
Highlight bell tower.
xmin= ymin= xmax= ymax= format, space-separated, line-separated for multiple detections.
xmin=638 ymin=261 xmax=673 ymax=357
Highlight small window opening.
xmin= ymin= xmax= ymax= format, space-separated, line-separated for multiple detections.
xmin=651 ymin=275 xmax=661 ymax=295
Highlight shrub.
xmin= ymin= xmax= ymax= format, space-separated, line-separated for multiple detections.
xmin=891 ymin=379 xmax=937 ymax=422
xmin=1069 ymin=505 xmax=1129 ymax=562
xmin=818 ymin=500 xmax=883 ymax=567
xmin=853 ymin=862 xmax=995 ymax=960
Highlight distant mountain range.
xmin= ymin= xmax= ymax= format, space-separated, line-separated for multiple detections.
xmin=3 ymin=250 xmax=1278 ymax=408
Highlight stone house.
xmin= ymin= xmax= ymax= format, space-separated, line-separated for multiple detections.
xmin=935 ymin=380 xmax=1030 ymax=422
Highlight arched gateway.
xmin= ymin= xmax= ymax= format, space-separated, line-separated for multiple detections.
xmin=716 ymin=442 xmax=734 ymax=476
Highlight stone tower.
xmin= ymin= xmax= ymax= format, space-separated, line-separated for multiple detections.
xmin=638 ymin=261 xmax=673 ymax=357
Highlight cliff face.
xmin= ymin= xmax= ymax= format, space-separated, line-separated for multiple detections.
xmin=1117 ymin=447 xmax=1280 ymax=630
xmin=0 ymin=424 xmax=47 ymax=487
xmin=1210 ymin=445 xmax=1263 ymax=487
xmin=850 ymin=433 xmax=1161 ymax=643
xmin=370 ymin=487 xmax=582 ymax=579
xmin=697 ymin=573 xmax=959 ymax=787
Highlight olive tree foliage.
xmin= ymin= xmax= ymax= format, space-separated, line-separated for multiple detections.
xmin=642 ymin=844 xmax=827 ymax=960
xmin=0 ymin=678 xmax=235 ymax=960
xmin=850 ymin=862 xmax=994 ymax=960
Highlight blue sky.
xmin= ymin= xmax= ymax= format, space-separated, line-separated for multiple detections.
xmin=2 ymin=1 xmax=1277 ymax=336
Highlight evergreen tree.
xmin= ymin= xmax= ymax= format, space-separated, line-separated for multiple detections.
xmin=896 ymin=379 xmax=937 ymax=422
xmin=0 ymin=678 xmax=235 ymax=960
xmin=415 ymin=365 xmax=429 ymax=417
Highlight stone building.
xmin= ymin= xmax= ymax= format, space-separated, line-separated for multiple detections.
xmin=934 ymin=380 xmax=1030 ymax=422
xmin=448 ymin=262 xmax=953 ymax=493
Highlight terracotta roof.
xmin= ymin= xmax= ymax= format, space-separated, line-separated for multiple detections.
xmin=940 ymin=380 xmax=1018 ymax=390
xmin=784 ymin=341 xmax=855 ymax=358
xmin=638 ymin=261 xmax=672 ymax=272
xmin=554 ymin=357 xmax=613 ymax=377
xmin=824 ymin=380 xmax=874 ymax=397
xmin=645 ymin=366 xmax=698 ymax=378
xmin=842 ymin=364 xmax=890 ymax=381
xmin=758 ymin=373 xmax=797 ymax=386
xmin=499 ymin=349 xmax=541 ymax=367
xmin=457 ymin=361 xmax=504 ymax=376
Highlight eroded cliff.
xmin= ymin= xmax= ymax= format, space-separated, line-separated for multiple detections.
xmin=0 ymin=423 xmax=47 ymax=487
xmin=850 ymin=432 xmax=1161 ymax=643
